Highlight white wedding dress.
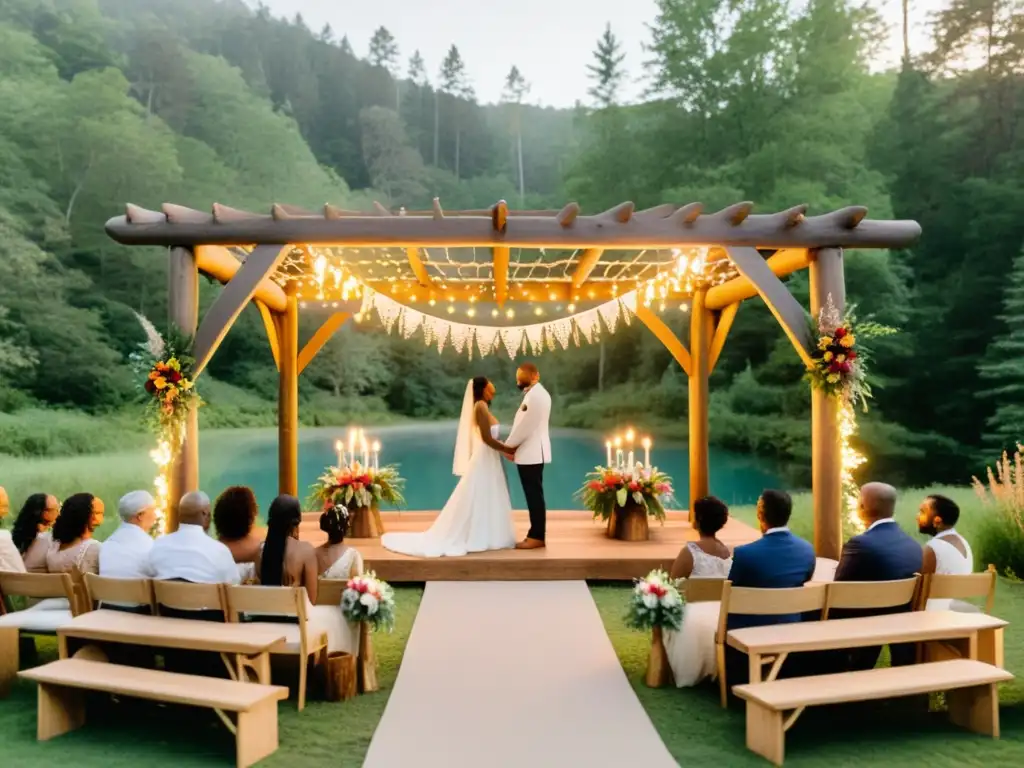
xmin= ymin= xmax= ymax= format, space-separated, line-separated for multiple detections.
xmin=381 ymin=384 xmax=516 ymax=558
xmin=663 ymin=543 xmax=733 ymax=687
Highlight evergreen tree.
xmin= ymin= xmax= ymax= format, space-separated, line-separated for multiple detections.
xmin=439 ymin=45 xmax=468 ymax=177
xmin=368 ymin=26 xmax=401 ymax=111
xmin=501 ymin=65 xmax=529 ymax=205
xmin=979 ymin=248 xmax=1024 ymax=452
xmin=408 ymin=50 xmax=427 ymax=85
xmin=587 ymin=23 xmax=626 ymax=108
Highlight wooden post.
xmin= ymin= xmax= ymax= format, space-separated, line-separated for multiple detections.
xmin=168 ymin=246 xmax=199 ymax=532
xmin=688 ymin=289 xmax=711 ymax=522
xmin=809 ymin=247 xmax=846 ymax=559
xmin=278 ymin=283 xmax=299 ymax=497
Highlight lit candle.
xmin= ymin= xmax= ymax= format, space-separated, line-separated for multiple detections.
xmin=642 ymin=437 xmax=652 ymax=469
xmin=626 ymin=429 xmax=635 ymax=469
xmin=614 ymin=436 xmax=623 ymax=469
xmin=361 ymin=434 xmax=369 ymax=468
xmin=372 ymin=440 xmax=381 ymax=472
xmin=335 ymin=440 xmax=344 ymax=468
xmin=605 ymin=440 xmax=612 ymax=468
xmin=348 ymin=428 xmax=357 ymax=467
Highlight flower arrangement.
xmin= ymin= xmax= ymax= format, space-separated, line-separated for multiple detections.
xmin=806 ymin=294 xmax=896 ymax=409
xmin=310 ymin=464 xmax=406 ymax=510
xmin=341 ymin=571 xmax=396 ymax=632
xmin=625 ymin=570 xmax=684 ymax=632
xmin=577 ymin=465 xmax=675 ymax=522
xmin=129 ymin=314 xmax=201 ymax=446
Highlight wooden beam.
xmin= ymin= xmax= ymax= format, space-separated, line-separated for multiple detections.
xmin=167 ymin=246 xmax=200 ymax=533
xmin=493 ymin=246 xmax=510 ymax=306
xmin=725 ymin=246 xmax=814 ymax=368
xmin=704 ymin=248 xmax=810 ymax=310
xmin=254 ymin=299 xmax=280 ymax=371
xmin=633 ymin=303 xmax=692 ymax=377
xmin=194 ymin=245 xmax=287 ymax=313
xmin=278 ymin=284 xmax=299 ymax=497
xmin=688 ymin=289 xmax=711 ymax=522
xmin=405 ymin=247 xmax=432 ymax=287
xmin=192 ymin=244 xmax=290 ymax=376
xmin=809 ymin=247 xmax=846 ymax=560
xmin=708 ymin=303 xmax=739 ymax=372
xmin=297 ymin=312 xmax=350 ymax=374
xmin=571 ymin=248 xmax=605 ymax=290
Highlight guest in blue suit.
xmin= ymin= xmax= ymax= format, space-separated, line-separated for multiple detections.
xmin=833 ymin=482 xmax=923 ymax=670
xmin=724 ymin=490 xmax=816 ymax=688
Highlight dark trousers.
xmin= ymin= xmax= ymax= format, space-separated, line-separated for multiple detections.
xmin=517 ymin=463 xmax=547 ymax=541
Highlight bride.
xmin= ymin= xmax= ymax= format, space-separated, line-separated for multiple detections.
xmin=380 ymin=377 xmax=516 ymax=557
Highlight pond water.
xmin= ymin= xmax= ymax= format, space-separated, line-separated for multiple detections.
xmin=205 ymin=423 xmax=781 ymax=514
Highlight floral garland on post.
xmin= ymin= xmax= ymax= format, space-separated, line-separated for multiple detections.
xmin=806 ymin=295 xmax=896 ymax=533
xmin=129 ymin=314 xmax=202 ymax=535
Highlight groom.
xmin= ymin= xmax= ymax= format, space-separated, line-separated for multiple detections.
xmin=504 ymin=362 xmax=552 ymax=550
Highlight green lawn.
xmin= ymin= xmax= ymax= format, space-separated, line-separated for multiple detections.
xmin=0 ymin=588 xmax=423 ymax=767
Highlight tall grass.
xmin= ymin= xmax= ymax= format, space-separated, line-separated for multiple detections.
xmin=971 ymin=445 xmax=1024 ymax=578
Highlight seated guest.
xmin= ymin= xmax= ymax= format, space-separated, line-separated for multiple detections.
xmin=0 ymin=486 xmax=26 ymax=572
xmin=918 ymin=494 xmax=973 ymax=609
xmin=255 ymin=495 xmax=319 ymax=603
xmin=214 ymin=486 xmax=264 ymax=564
xmin=833 ymin=482 xmax=923 ymax=669
xmin=148 ymin=491 xmax=240 ymax=585
xmin=99 ymin=491 xmax=157 ymax=579
xmin=316 ymin=504 xmax=364 ymax=579
xmin=664 ymin=496 xmax=733 ymax=687
xmin=725 ymin=489 xmax=816 ymax=686
xmin=46 ymin=493 xmax=104 ymax=576
xmin=13 ymin=493 xmax=60 ymax=572
xmin=254 ymin=495 xmax=357 ymax=654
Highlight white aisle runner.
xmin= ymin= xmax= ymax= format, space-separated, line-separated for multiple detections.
xmin=364 ymin=581 xmax=677 ymax=768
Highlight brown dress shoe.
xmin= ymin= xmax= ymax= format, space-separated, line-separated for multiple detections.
xmin=515 ymin=538 xmax=546 ymax=550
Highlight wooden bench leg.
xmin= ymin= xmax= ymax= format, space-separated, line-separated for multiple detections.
xmin=37 ymin=683 xmax=85 ymax=741
xmin=948 ymin=683 xmax=1000 ymax=739
xmin=977 ymin=628 xmax=1004 ymax=668
xmin=0 ymin=627 xmax=18 ymax=698
xmin=746 ymin=700 xmax=785 ymax=766
xmin=235 ymin=698 xmax=279 ymax=768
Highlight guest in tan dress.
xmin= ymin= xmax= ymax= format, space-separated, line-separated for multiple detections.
xmin=46 ymin=493 xmax=104 ymax=576
xmin=13 ymin=493 xmax=61 ymax=573
xmin=255 ymin=495 xmax=318 ymax=602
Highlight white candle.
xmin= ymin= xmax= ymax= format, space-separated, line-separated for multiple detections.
xmin=614 ymin=437 xmax=623 ymax=469
xmin=361 ymin=436 xmax=369 ymax=468
xmin=625 ymin=428 xmax=635 ymax=469
xmin=348 ymin=428 xmax=357 ymax=466
xmin=605 ymin=440 xmax=612 ymax=468
xmin=334 ymin=440 xmax=344 ymax=468
xmin=372 ymin=440 xmax=381 ymax=472
xmin=642 ymin=437 xmax=652 ymax=468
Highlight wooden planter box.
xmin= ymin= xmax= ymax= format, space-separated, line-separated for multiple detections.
xmin=645 ymin=626 xmax=672 ymax=688
xmin=349 ymin=503 xmax=385 ymax=538
xmin=606 ymin=501 xmax=650 ymax=541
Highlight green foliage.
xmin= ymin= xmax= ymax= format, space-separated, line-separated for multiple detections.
xmin=624 ymin=571 xmax=684 ymax=632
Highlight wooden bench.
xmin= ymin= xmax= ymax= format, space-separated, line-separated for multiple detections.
xmin=733 ymin=659 xmax=1014 ymax=765
xmin=19 ymin=658 xmax=289 ymax=768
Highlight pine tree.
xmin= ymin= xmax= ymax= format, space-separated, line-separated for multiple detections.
xmin=438 ymin=45 xmax=468 ymax=177
xmin=408 ymin=51 xmax=427 ymax=85
xmin=501 ymin=65 xmax=530 ymax=205
xmin=587 ymin=23 xmax=626 ymax=108
xmin=368 ymin=26 xmax=401 ymax=111
xmin=979 ymin=249 xmax=1024 ymax=452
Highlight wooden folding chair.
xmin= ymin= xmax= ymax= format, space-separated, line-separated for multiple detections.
xmin=152 ymin=581 xmax=228 ymax=621
xmin=916 ymin=565 xmax=997 ymax=614
xmin=822 ymin=576 xmax=921 ymax=619
xmin=0 ymin=572 xmax=77 ymax=696
xmin=225 ymin=585 xmax=327 ymax=711
xmin=682 ymin=577 xmax=726 ymax=603
xmin=83 ymin=574 xmax=155 ymax=614
xmin=715 ymin=582 xmax=828 ymax=707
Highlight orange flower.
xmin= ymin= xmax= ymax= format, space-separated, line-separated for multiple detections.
xmin=153 ymin=376 xmax=167 ymax=390
xmin=148 ymin=370 xmax=159 ymax=381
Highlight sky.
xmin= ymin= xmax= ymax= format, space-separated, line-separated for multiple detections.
xmin=257 ymin=0 xmax=944 ymax=108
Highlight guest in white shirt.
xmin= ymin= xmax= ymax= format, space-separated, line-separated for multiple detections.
xmin=147 ymin=491 xmax=240 ymax=585
xmin=918 ymin=494 xmax=974 ymax=609
xmin=0 ymin=486 xmax=27 ymax=573
xmin=99 ymin=491 xmax=158 ymax=579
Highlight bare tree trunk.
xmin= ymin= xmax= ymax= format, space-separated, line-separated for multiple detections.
xmin=598 ymin=339 xmax=606 ymax=392
xmin=901 ymin=0 xmax=910 ymax=64
xmin=516 ymin=128 xmax=525 ymax=207
xmin=455 ymin=127 xmax=461 ymax=181
xmin=432 ymin=91 xmax=440 ymax=167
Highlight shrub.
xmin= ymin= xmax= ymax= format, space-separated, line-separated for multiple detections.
xmin=972 ymin=446 xmax=1024 ymax=578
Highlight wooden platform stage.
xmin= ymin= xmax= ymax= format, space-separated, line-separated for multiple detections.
xmin=299 ymin=510 xmax=760 ymax=582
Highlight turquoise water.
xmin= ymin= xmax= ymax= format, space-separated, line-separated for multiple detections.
xmin=206 ymin=423 xmax=781 ymax=513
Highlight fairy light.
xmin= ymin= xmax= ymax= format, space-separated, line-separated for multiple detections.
xmin=149 ymin=439 xmax=173 ymax=535
xmin=839 ymin=401 xmax=867 ymax=533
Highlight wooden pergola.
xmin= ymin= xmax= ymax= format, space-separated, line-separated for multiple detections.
xmin=106 ymin=199 xmax=921 ymax=558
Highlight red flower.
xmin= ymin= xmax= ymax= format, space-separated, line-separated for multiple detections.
xmin=144 ymin=379 xmax=156 ymax=393
xmin=629 ymin=481 xmax=640 ymax=492
xmin=834 ymin=327 xmax=847 ymax=338
xmin=588 ymin=480 xmax=604 ymax=491
xmin=829 ymin=362 xmax=841 ymax=373
xmin=359 ymin=475 xmax=371 ymax=485
xmin=169 ymin=370 xmax=182 ymax=383
xmin=847 ymin=351 xmax=857 ymax=361
xmin=839 ymin=362 xmax=852 ymax=373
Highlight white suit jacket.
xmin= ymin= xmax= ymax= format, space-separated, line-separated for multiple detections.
xmin=505 ymin=383 xmax=552 ymax=465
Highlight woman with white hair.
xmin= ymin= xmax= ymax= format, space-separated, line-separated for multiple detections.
xmin=99 ymin=490 xmax=158 ymax=579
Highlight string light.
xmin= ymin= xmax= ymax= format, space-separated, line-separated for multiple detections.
xmin=839 ymin=402 xmax=867 ymax=533
xmin=149 ymin=440 xmax=173 ymax=535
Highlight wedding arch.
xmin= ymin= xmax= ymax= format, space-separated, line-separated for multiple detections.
xmin=105 ymin=199 xmax=920 ymax=558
